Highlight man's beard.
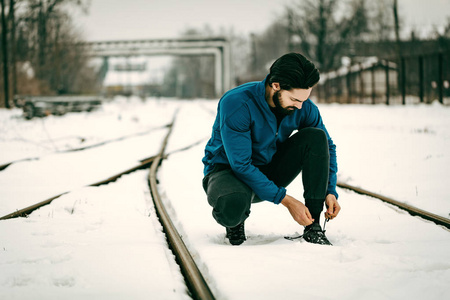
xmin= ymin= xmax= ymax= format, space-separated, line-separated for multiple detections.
xmin=272 ymin=90 xmax=296 ymax=116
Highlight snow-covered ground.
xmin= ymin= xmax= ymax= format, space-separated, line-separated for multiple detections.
xmin=1 ymin=96 xmax=449 ymax=299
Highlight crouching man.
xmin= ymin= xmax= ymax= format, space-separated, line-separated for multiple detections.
xmin=202 ymin=53 xmax=340 ymax=245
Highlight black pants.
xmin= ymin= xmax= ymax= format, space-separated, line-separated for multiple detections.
xmin=202 ymin=127 xmax=330 ymax=228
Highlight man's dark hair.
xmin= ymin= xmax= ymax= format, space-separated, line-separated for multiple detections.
xmin=268 ymin=53 xmax=320 ymax=90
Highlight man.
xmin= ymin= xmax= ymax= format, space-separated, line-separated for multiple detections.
xmin=202 ymin=53 xmax=340 ymax=246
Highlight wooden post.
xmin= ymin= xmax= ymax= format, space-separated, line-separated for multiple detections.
xmin=438 ymin=53 xmax=443 ymax=104
xmin=385 ymin=60 xmax=390 ymax=105
xmin=401 ymin=57 xmax=406 ymax=105
xmin=359 ymin=63 xmax=364 ymax=104
xmin=418 ymin=55 xmax=424 ymax=103
xmin=371 ymin=63 xmax=376 ymax=104
xmin=347 ymin=69 xmax=352 ymax=104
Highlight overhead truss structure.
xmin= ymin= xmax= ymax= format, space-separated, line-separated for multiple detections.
xmin=81 ymin=37 xmax=231 ymax=97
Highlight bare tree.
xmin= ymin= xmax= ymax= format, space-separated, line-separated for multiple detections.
xmin=366 ymin=0 xmax=395 ymax=41
xmin=251 ymin=20 xmax=289 ymax=76
xmin=393 ymin=0 xmax=402 ymax=58
xmin=284 ymin=0 xmax=370 ymax=71
xmin=443 ymin=17 xmax=450 ymax=38
xmin=1 ymin=0 xmax=9 ymax=107
xmin=8 ymin=0 xmax=17 ymax=97
xmin=18 ymin=0 xmax=90 ymax=92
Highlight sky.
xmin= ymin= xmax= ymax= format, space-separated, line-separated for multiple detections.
xmin=72 ymin=0 xmax=450 ymax=42
xmin=73 ymin=0 xmax=290 ymax=41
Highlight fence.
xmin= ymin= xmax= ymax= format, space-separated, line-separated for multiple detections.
xmin=315 ymin=51 xmax=450 ymax=105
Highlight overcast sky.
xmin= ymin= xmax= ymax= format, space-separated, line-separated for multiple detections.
xmin=73 ymin=0 xmax=450 ymax=41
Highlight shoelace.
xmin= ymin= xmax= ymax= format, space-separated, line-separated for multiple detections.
xmin=323 ymin=218 xmax=329 ymax=232
xmin=285 ymin=218 xmax=329 ymax=241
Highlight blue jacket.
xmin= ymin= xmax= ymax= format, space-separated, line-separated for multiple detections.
xmin=202 ymin=76 xmax=338 ymax=204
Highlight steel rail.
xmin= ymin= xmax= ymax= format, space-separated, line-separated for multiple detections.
xmin=0 ymin=156 xmax=156 ymax=220
xmin=0 ymin=132 xmax=203 ymax=220
xmin=337 ymin=181 xmax=450 ymax=229
xmin=147 ymin=112 xmax=215 ymax=300
xmin=1 ymin=117 xmax=215 ymax=298
xmin=0 ymin=124 xmax=168 ymax=172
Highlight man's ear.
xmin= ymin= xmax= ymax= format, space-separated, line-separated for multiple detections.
xmin=272 ymin=82 xmax=281 ymax=91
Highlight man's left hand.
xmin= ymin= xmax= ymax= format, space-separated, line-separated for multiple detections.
xmin=324 ymin=194 xmax=340 ymax=220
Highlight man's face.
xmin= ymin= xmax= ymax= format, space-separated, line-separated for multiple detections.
xmin=272 ymin=87 xmax=313 ymax=116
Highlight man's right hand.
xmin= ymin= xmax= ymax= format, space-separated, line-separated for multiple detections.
xmin=281 ymin=195 xmax=314 ymax=226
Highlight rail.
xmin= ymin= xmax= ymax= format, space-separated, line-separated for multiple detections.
xmin=0 ymin=155 xmax=156 ymax=220
xmin=0 ymin=113 xmax=216 ymax=300
xmin=2 ymin=110 xmax=447 ymax=298
xmin=0 ymin=124 xmax=168 ymax=172
xmin=147 ymin=112 xmax=215 ymax=300
xmin=337 ymin=181 xmax=450 ymax=229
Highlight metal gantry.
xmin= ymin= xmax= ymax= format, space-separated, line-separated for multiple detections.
xmin=80 ymin=37 xmax=232 ymax=97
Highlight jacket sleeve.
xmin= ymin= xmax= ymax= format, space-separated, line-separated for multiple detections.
xmin=300 ymin=101 xmax=339 ymax=199
xmin=220 ymin=102 xmax=287 ymax=204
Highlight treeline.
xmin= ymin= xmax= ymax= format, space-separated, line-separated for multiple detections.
xmin=162 ymin=0 xmax=450 ymax=98
xmin=1 ymin=0 xmax=449 ymax=104
xmin=0 ymin=0 xmax=98 ymax=107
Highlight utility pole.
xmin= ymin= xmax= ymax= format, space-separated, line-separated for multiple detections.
xmin=393 ymin=0 xmax=403 ymax=104
xmin=393 ymin=0 xmax=403 ymax=59
xmin=393 ymin=0 xmax=401 ymax=49
xmin=1 ymin=0 xmax=10 ymax=108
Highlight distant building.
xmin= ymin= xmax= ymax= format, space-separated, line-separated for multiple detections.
xmin=318 ymin=57 xmax=398 ymax=104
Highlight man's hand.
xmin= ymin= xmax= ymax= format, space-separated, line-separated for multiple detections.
xmin=281 ymin=195 xmax=314 ymax=226
xmin=324 ymin=194 xmax=340 ymax=220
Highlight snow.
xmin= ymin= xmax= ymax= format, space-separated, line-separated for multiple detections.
xmin=1 ymin=96 xmax=449 ymax=299
xmin=1 ymin=174 xmax=188 ymax=300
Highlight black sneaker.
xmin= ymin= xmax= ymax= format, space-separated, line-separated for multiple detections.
xmin=303 ymin=223 xmax=332 ymax=245
xmin=226 ymin=222 xmax=246 ymax=245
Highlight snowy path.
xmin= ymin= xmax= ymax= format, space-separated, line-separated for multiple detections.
xmin=0 ymin=171 xmax=190 ymax=300
xmin=161 ymin=145 xmax=450 ymax=300
xmin=1 ymin=97 xmax=450 ymax=299
xmin=159 ymin=103 xmax=450 ymax=300
xmin=0 ymin=100 xmax=192 ymax=299
xmin=0 ymin=128 xmax=168 ymax=216
xmin=0 ymin=97 xmax=181 ymax=217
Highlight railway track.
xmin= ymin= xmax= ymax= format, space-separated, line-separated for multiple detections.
xmin=147 ymin=114 xmax=215 ymax=300
xmin=0 ymin=124 xmax=168 ymax=172
xmin=337 ymin=182 xmax=450 ymax=229
xmin=3 ymin=134 xmax=448 ymax=230
xmin=1 ymin=112 xmax=449 ymax=299
xmin=0 ymin=114 xmax=216 ymax=299
xmin=0 ymin=155 xmax=157 ymax=220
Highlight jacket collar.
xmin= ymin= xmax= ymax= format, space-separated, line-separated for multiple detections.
xmin=256 ymin=75 xmax=269 ymax=99
xmin=253 ymin=75 xmax=277 ymax=133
